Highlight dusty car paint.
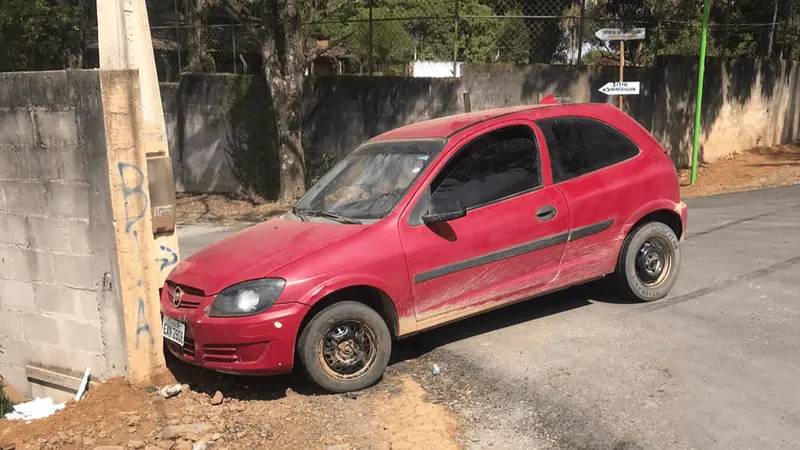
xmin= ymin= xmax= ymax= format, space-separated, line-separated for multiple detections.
xmin=161 ymin=102 xmax=686 ymax=376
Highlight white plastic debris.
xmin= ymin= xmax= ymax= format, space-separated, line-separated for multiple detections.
xmin=75 ymin=367 xmax=91 ymax=401
xmin=432 ymin=364 xmax=441 ymax=376
xmin=159 ymin=383 xmax=182 ymax=399
xmin=5 ymin=397 xmax=65 ymax=422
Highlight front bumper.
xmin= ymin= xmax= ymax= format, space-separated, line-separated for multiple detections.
xmin=160 ymin=284 xmax=309 ymax=376
xmin=676 ymin=201 xmax=689 ymax=241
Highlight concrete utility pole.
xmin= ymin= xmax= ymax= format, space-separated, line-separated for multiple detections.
xmin=96 ymin=0 xmax=180 ymax=383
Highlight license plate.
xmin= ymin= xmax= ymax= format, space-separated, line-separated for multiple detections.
xmin=162 ymin=316 xmax=185 ymax=347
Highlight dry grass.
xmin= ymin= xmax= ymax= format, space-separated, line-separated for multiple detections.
xmin=177 ymin=193 xmax=291 ymax=224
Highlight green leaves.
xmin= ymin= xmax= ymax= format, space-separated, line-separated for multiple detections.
xmin=0 ymin=379 xmax=13 ymax=417
xmin=0 ymin=0 xmax=81 ymax=72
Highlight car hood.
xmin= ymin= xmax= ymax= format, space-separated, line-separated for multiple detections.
xmin=168 ymin=217 xmax=367 ymax=295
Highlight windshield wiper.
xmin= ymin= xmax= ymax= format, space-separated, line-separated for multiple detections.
xmin=295 ymin=208 xmax=362 ymax=225
xmin=290 ymin=206 xmax=308 ymax=222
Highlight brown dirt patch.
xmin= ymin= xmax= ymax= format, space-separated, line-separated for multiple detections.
xmin=0 ymin=374 xmax=460 ymax=450
xmin=679 ymin=143 xmax=800 ymax=198
xmin=176 ymin=193 xmax=291 ymax=224
xmin=177 ymin=144 xmax=800 ymax=225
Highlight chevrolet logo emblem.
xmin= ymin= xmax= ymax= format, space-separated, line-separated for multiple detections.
xmin=170 ymin=286 xmax=183 ymax=308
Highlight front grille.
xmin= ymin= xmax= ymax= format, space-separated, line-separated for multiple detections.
xmin=183 ymin=338 xmax=196 ymax=359
xmin=167 ymin=282 xmax=205 ymax=296
xmin=166 ymin=282 xmax=205 ymax=310
xmin=177 ymin=299 xmax=201 ymax=310
xmin=204 ymin=345 xmax=238 ymax=363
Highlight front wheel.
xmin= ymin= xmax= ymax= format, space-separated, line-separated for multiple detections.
xmin=615 ymin=221 xmax=681 ymax=302
xmin=297 ymin=301 xmax=391 ymax=393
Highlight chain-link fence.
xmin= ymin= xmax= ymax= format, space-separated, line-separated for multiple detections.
xmin=303 ymin=0 xmax=800 ymax=74
xmin=4 ymin=0 xmax=798 ymax=79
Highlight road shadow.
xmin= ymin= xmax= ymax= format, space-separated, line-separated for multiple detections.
xmin=164 ymin=280 xmax=631 ymax=399
xmin=391 ymin=280 xmax=630 ymax=364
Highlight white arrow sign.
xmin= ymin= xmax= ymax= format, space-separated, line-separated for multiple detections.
xmin=599 ymin=81 xmax=641 ymax=96
xmin=595 ymin=28 xmax=646 ymax=41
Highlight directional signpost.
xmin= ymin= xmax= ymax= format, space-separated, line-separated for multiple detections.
xmin=595 ymin=28 xmax=646 ymax=41
xmin=599 ymin=81 xmax=641 ymax=96
xmin=595 ymin=28 xmax=646 ymax=108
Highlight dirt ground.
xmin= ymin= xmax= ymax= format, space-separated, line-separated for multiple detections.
xmin=0 ymin=360 xmax=460 ymax=450
xmin=176 ymin=194 xmax=292 ymax=224
xmin=678 ymin=143 xmax=800 ymax=198
xmin=176 ymin=144 xmax=800 ymax=224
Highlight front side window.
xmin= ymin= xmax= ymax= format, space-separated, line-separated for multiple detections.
xmin=430 ymin=126 xmax=541 ymax=210
xmin=294 ymin=139 xmax=445 ymax=221
xmin=538 ymin=117 xmax=640 ymax=183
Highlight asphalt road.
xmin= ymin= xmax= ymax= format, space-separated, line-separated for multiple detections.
xmin=178 ymin=185 xmax=800 ymax=450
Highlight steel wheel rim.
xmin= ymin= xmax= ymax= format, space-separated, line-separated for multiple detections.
xmin=635 ymin=236 xmax=672 ymax=287
xmin=318 ymin=320 xmax=377 ymax=381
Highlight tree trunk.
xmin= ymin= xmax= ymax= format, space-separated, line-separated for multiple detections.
xmin=263 ymin=0 xmax=307 ymax=201
xmin=768 ymin=0 xmax=779 ymax=58
xmin=187 ymin=0 xmax=212 ymax=72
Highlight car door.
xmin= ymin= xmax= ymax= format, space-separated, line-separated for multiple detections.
xmin=398 ymin=122 xmax=570 ymax=327
xmin=536 ymin=115 xmax=643 ymax=281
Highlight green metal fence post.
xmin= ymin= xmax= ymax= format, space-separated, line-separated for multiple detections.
xmin=691 ymin=0 xmax=711 ymax=185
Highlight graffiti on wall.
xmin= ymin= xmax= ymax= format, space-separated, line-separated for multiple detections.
xmin=118 ymin=161 xmax=159 ymax=351
xmin=117 ymin=162 xmax=149 ymax=247
xmin=156 ymin=245 xmax=178 ymax=271
xmin=135 ymin=298 xmax=154 ymax=349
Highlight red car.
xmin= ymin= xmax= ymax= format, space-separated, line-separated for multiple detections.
xmin=161 ymin=102 xmax=687 ymax=392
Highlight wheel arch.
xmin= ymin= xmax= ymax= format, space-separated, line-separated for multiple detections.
xmin=298 ymin=285 xmax=401 ymax=341
xmin=622 ymin=201 xmax=684 ymax=241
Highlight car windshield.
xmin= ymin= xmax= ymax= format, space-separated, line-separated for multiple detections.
xmin=294 ymin=139 xmax=445 ymax=221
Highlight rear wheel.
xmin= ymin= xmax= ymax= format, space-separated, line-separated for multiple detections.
xmin=297 ymin=301 xmax=391 ymax=393
xmin=615 ymin=221 xmax=681 ymax=302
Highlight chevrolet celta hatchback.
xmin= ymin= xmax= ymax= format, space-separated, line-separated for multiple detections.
xmin=161 ymin=102 xmax=687 ymax=392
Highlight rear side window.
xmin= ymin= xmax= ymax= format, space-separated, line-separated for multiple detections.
xmin=431 ymin=126 xmax=541 ymax=210
xmin=537 ymin=117 xmax=639 ymax=183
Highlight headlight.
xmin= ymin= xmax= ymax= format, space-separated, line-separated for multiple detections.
xmin=209 ymin=279 xmax=286 ymax=317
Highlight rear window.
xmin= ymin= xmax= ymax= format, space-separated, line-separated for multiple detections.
xmin=537 ymin=117 xmax=640 ymax=183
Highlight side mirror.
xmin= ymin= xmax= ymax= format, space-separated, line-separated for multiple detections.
xmin=422 ymin=197 xmax=466 ymax=224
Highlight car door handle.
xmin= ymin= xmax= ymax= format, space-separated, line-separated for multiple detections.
xmin=536 ymin=205 xmax=557 ymax=221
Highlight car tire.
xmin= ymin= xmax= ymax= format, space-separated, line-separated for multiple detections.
xmin=297 ymin=301 xmax=392 ymax=393
xmin=615 ymin=221 xmax=681 ymax=302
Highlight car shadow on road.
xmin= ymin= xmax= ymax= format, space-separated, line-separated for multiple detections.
xmin=164 ymin=281 xmax=631 ymax=401
xmin=390 ymin=280 xmax=631 ymax=365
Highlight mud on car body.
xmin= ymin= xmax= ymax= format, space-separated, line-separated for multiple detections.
xmin=161 ymin=102 xmax=687 ymax=393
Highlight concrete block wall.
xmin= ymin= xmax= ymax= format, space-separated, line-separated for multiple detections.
xmin=161 ymin=76 xmax=243 ymax=194
xmin=0 ymin=70 xmax=128 ymax=401
xmin=162 ymin=56 xmax=800 ymax=195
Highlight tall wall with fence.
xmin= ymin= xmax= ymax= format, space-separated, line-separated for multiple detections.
xmin=4 ymin=1 xmax=800 ymax=197
xmin=162 ymin=56 xmax=800 ymax=195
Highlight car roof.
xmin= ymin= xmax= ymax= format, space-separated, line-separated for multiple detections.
xmin=370 ymin=103 xmax=616 ymax=141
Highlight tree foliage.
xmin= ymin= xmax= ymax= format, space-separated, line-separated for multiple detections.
xmin=591 ymin=0 xmax=800 ymax=63
xmin=0 ymin=0 xmax=82 ymax=72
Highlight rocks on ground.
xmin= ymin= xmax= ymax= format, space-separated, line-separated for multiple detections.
xmin=0 ymin=371 xmax=461 ymax=450
xmin=210 ymin=391 xmax=223 ymax=406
